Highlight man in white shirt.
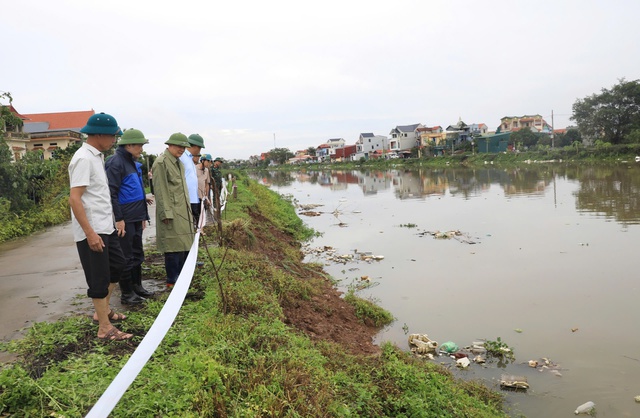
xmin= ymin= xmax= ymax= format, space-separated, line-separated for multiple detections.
xmin=180 ymin=133 xmax=206 ymax=228
xmin=68 ymin=112 xmax=132 ymax=341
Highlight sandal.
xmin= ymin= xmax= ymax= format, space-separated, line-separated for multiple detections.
xmin=98 ymin=327 xmax=133 ymax=341
xmin=92 ymin=309 xmax=127 ymax=324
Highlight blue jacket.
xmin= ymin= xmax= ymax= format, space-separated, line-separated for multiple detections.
xmin=105 ymin=146 xmax=149 ymax=223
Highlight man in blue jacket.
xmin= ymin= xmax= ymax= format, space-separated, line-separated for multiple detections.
xmin=105 ymin=128 xmax=154 ymax=304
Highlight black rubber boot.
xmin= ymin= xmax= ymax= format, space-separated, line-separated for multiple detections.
xmin=131 ymin=265 xmax=154 ymax=298
xmin=120 ymin=276 xmax=145 ymax=305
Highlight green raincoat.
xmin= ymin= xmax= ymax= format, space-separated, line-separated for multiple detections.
xmin=152 ymin=149 xmax=195 ymax=253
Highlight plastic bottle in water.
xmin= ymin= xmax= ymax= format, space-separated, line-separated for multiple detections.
xmin=574 ymin=401 xmax=595 ymax=415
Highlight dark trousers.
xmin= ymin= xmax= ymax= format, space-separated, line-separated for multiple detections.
xmin=165 ymin=251 xmax=189 ymax=285
xmin=118 ymin=220 xmax=145 ymax=282
xmin=191 ymin=202 xmax=201 ymax=228
xmin=76 ymin=231 xmax=126 ymax=299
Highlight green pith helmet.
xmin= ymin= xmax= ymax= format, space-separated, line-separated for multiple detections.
xmin=165 ymin=132 xmax=190 ymax=147
xmin=187 ymin=133 xmax=205 ymax=148
xmin=200 ymin=153 xmax=212 ymax=161
xmin=118 ymin=128 xmax=148 ymax=145
xmin=80 ymin=112 xmax=123 ymax=136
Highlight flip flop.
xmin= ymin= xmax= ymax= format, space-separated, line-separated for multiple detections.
xmin=98 ymin=327 xmax=133 ymax=341
xmin=92 ymin=310 xmax=127 ymax=324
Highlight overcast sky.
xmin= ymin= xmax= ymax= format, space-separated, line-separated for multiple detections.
xmin=3 ymin=0 xmax=639 ymax=160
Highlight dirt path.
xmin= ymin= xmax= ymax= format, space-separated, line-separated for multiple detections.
xmin=0 ymin=198 xmax=157 ymax=362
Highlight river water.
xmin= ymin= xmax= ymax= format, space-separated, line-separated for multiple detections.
xmin=256 ymin=164 xmax=640 ymax=418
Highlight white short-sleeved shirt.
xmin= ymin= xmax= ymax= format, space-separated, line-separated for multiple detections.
xmin=68 ymin=142 xmax=115 ymax=242
xmin=180 ymin=150 xmax=200 ymax=204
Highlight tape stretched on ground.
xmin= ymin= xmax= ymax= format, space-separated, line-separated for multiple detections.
xmin=86 ymin=201 xmax=210 ymax=418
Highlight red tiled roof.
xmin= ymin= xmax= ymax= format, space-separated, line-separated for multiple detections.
xmin=7 ymin=105 xmax=29 ymax=120
xmin=22 ymin=110 xmax=94 ymax=130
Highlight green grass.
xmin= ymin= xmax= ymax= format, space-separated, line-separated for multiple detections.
xmin=0 ymin=173 xmax=508 ymax=417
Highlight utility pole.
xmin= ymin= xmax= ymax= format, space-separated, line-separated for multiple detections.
xmin=273 ymin=133 xmax=276 ymax=149
xmin=551 ymin=110 xmax=555 ymax=148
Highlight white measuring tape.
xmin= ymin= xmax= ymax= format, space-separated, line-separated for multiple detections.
xmin=86 ymin=202 xmax=210 ymax=417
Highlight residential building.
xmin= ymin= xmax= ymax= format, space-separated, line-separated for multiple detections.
xmin=316 ymin=143 xmax=331 ymax=161
xmin=500 ymin=114 xmax=552 ymax=133
xmin=445 ymin=119 xmax=471 ymax=144
xmin=353 ymin=132 xmax=389 ymax=160
xmin=326 ymin=138 xmax=345 ymax=159
xmin=417 ymin=126 xmax=445 ymax=147
xmin=469 ymin=123 xmax=488 ymax=136
xmin=389 ymin=123 xmax=423 ymax=154
xmin=333 ymin=144 xmax=356 ymax=161
xmin=22 ymin=110 xmax=95 ymax=159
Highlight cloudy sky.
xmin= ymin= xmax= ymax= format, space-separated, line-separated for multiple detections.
xmin=3 ymin=0 xmax=639 ymax=160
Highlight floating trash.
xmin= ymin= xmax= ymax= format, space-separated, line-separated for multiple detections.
xmin=440 ymin=341 xmax=459 ymax=354
xmin=408 ymin=334 xmax=439 ymax=357
xmin=500 ymin=374 xmax=529 ymax=390
xmin=456 ymin=357 xmax=471 ymax=368
xmin=418 ymin=230 xmax=480 ymax=244
xmin=574 ymin=401 xmax=595 ymax=415
xmin=298 ymin=203 xmax=323 ymax=210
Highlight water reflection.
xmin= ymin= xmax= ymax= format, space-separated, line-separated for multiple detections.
xmin=570 ymin=165 xmax=640 ymax=225
xmin=254 ymin=164 xmax=640 ymax=224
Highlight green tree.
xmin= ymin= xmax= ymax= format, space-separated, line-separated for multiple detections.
xmin=0 ymin=91 xmax=24 ymax=137
xmin=553 ymin=128 xmax=581 ymax=148
xmin=571 ymin=78 xmax=640 ymax=144
xmin=266 ymin=147 xmax=294 ymax=165
xmin=509 ymin=127 xmax=539 ymax=149
xmin=306 ymin=146 xmax=317 ymax=157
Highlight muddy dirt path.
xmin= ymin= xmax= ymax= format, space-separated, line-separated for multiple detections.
xmin=0 ymin=198 xmax=157 ymax=362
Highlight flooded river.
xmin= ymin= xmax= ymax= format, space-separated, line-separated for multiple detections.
xmin=257 ymin=164 xmax=640 ymax=417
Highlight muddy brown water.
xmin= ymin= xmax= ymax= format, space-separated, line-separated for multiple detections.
xmin=260 ymin=164 xmax=640 ymax=417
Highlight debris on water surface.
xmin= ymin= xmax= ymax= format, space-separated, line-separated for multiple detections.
xmin=408 ymin=334 xmax=439 ymax=357
xmin=456 ymin=357 xmax=471 ymax=368
xmin=302 ymin=246 xmax=385 ymax=265
xmin=298 ymin=203 xmax=323 ymax=210
xmin=418 ymin=229 xmax=480 ymax=244
xmin=574 ymin=401 xmax=595 ymax=415
xmin=500 ymin=374 xmax=529 ymax=390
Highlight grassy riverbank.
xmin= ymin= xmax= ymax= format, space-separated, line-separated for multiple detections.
xmin=0 ymin=175 xmax=508 ymax=417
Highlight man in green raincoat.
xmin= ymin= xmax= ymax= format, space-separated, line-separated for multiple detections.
xmin=151 ymin=133 xmax=195 ymax=288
